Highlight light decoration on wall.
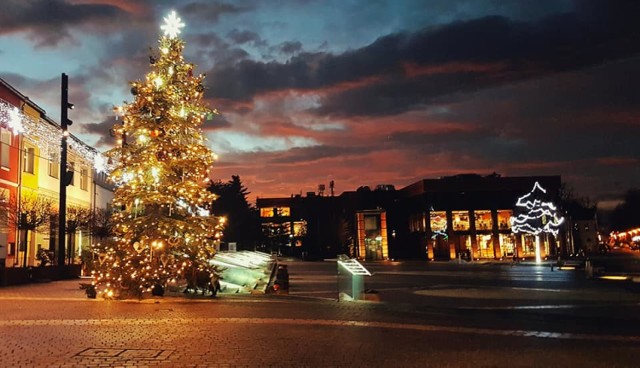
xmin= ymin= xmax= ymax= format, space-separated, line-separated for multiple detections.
xmin=7 ymin=105 xmax=24 ymax=134
xmin=430 ymin=210 xmax=448 ymax=240
xmin=511 ymin=181 xmax=564 ymax=263
xmin=0 ymin=99 xmax=110 ymax=173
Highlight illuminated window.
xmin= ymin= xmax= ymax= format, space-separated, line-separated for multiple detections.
xmin=452 ymin=211 xmax=470 ymax=231
xmin=0 ymin=128 xmax=10 ymax=168
xmin=476 ymin=234 xmax=494 ymax=258
xmin=497 ymin=210 xmax=512 ymax=230
xmin=429 ymin=211 xmax=447 ymax=233
xmin=260 ymin=208 xmax=274 ymax=217
xmin=474 ymin=210 xmax=492 ymax=231
xmin=499 ymin=234 xmax=516 ymax=257
xmin=80 ymin=167 xmax=88 ymax=191
xmin=277 ymin=207 xmax=290 ymax=216
xmin=259 ymin=207 xmax=291 ymax=217
xmin=23 ymin=147 xmax=35 ymax=174
xmin=293 ymin=221 xmax=307 ymax=236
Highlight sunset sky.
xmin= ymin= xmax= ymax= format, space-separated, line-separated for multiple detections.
xmin=1 ymin=0 xmax=639 ymax=207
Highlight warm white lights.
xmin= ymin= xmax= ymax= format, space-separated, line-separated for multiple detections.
xmin=510 ymin=181 xmax=565 ymax=237
xmin=160 ymin=10 xmax=185 ymax=39
xmin=7 ymin=105 xmax=23 ymax=133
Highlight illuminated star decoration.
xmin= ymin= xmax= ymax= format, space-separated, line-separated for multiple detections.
xmin=160 ymin=10 xmax=185 ymax=39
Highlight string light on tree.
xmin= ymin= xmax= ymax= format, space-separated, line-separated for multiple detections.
xmin=510 ymin=182 xmax=564 ymax=264
xmin=92 ymin=10 xmax=224 ymax=298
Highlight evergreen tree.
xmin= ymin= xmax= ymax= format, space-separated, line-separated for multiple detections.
xmin=92 ymin=11 xmax=224 ymax=298
xmin=208 ymin=175 xmax=260 ymax=250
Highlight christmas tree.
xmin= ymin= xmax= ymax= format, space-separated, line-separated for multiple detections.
xmin=92 ymin=11 xmax=225 ymax=298
xmin=511 ymin=182 xmax=564 ymax=263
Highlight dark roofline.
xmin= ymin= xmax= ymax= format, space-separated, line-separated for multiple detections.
xmin=0 ymin=77 xmax=48 ymax=117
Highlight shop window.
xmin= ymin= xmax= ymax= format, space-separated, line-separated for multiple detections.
xmin=497 ymin=210 xmax=512 ymax=230
xmin=476 ymin=234 xmax=494 ymax=258
xmin=429 ymin=211 xmax=447 ymax=236
xmin=458 ymin=235 xmax=472 ymax=258
xmin=499 ymin=234 xmax=516 ymax=257
xmin=474 ymin=210 xmax=492 ymax=231
xmin=452 ymin=211 xmax=470 ymax=231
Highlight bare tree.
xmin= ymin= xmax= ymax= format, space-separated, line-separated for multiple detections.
xmin=90 ymin=207 xmax=114 ymax=241
xmin=66 ymin=205 xmax=92 ymax=264
xmin=5 ymin=193 xmax=56 ymax=267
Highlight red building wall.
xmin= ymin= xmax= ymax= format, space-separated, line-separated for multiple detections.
xmin=0 ymin=82 xmax=23 ymax=264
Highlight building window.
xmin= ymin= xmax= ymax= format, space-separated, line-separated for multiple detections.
xmin=474 ymin=210 xmax=493 ymax=231
xmin=499 ymin=234 xmax=516 ymax=257
xmin=0 ymin=128 xmax=10 ymax=168
xmin=68 ymin=161 xmax=75 ymax=186
xmin=23 ymin=147 xmax=35 ymax=174
xmin=409 ymin=212 xmax=427 ymax=233
xmin=476 ymin=234 xmax=494 ymax=258
xmin=80 ymin=167 xmax=88 ymax=190
xmin=452 ymin=210 xmax=470 ymax=231
xmin=48 ymin=149 xmax=59 ymax=179
xmin=497 ymin=210 xmax=512 ymax=230
xmin=429 ymin=211 xmax=447 ymax=234
xmin=260 ymin=207 xmax=290 ymax=217
xmin=292 ymin=221 xmax=307 ymax=236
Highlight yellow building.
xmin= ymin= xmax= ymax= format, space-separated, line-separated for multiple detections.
xmin=1 ymin=78 xmax=110 ymax=268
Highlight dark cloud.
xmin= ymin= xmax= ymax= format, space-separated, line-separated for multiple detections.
xmin=278 ymin=41 xmax=302 ymax=55
xmin=202 ymin=112 xmax=232 ymax=130
xmin=268 ymin=145 xmax=371 ymax=164
xmin=226 ymin=29 xmax=266 ymax=47
xmin=189 ymin=33 xmax=250 ymax=67
xmin=181 ymin=1 xmax=253 ymax=23
xmin=204 ymin=1 xmax=640 ymax=119
xmin=81 ymin=116 xmax=116 ymax=148
xmin=0 ymin=0 xmax=136 ymax=47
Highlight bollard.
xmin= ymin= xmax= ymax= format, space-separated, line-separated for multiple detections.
xmin=585 ymin=260 xmax=592 ymax=279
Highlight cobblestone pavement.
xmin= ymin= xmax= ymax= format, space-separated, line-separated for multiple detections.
xmin=1 ymin=278 xmax=640 ymax=367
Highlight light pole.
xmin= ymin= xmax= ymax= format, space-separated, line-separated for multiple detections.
xmin=58 ymin=73 xmax=73 ymax=269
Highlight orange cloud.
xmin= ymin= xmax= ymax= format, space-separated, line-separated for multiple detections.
xmin=69 ymin=0 xmax=149 ymax=15
xmin=402 ymin=62 xmax=508 ymax=78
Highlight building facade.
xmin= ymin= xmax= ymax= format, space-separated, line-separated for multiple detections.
xmin=257 ymin=174 xmax=570 ymax=262
xmin=0 ymin=77 xmax=112 ymax=268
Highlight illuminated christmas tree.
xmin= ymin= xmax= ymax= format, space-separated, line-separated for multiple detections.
xmin=92 ymin=11 xmax=225 ymax=298
xmin=511 ymin=182 xmax=564 ymax=263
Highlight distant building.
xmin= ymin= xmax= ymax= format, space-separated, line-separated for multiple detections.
xmin=257 ymin=174 xmax=576 ymax=261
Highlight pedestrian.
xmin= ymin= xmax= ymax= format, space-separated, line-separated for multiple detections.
xmin=210 ymin=274 xmax=221 ymax=297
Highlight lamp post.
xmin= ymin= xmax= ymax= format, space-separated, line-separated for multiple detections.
xmin=58 ymin=73 xmax=73 ymax=269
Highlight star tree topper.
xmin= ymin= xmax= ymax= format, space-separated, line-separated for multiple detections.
xmin=161 ymin=10 xmax=185 ymax=39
